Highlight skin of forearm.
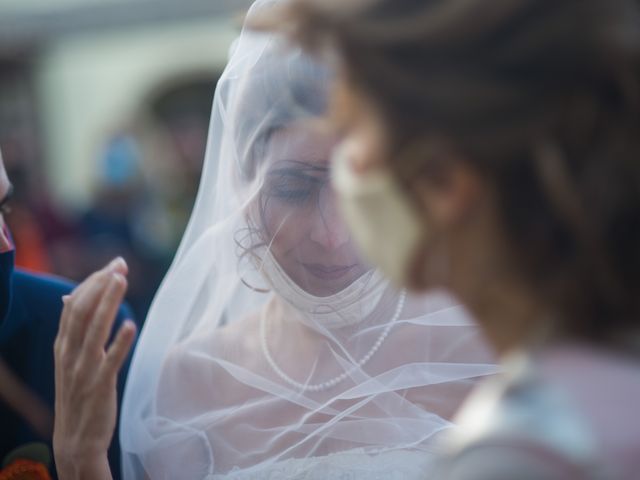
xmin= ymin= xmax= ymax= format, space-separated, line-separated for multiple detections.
xmin=55 ymin=453 xmax=113 ymax=480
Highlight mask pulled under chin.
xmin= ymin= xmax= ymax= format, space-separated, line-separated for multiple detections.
xmin=331 ymin=143 xmax=425 ymax=287
xmin=258 ymin=249 xmax=389 ymax=330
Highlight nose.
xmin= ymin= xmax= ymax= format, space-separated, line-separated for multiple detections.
xmin=309 ymin=186 xmax=350 ymax=250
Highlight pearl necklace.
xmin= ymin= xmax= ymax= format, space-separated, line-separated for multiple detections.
xmin=261 ymin=290 xmax=406 ymax=392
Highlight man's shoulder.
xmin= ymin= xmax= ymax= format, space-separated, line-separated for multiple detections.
xmin=11 ymin=268 xmax=134 ymax=323
xmin=13 ymin=268 xmax=76 ymax=298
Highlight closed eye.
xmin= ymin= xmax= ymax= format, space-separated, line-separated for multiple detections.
xmin=266 ymin=168 xmax=325 ymax=205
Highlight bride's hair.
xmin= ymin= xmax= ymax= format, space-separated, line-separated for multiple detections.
xmin=259 ymin=0 xmax=640 ymax=346
xmin=232 ymin=43 xmax=328 ymax=183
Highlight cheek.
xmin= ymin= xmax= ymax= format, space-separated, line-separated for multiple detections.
xmin=262 ymin=203 xmax=313 ymax=254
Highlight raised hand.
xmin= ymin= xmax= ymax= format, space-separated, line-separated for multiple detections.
xmin=53 ymin=258 xmax=136 ymax=480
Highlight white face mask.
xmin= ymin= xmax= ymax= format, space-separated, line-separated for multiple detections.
xmin=331 ymin=142 xmax=425 ymax=287
xmin=259 ymin=248 xmax=390 ymax=330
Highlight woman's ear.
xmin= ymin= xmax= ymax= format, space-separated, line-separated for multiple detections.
xmin=404 ymin=159 xmax=485 ymax=292
xmin=416 ymin=161 xmax=484 ymax=230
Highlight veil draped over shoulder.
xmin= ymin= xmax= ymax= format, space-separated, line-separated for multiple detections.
xmin=120 ymin=2 xmax=498 ymax=478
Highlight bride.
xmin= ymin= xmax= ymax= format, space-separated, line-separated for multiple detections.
xmin=53 ymin=2 xmax=497 ymax=479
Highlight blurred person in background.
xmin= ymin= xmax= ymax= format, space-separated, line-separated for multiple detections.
xmin=148 ymin=78 xmax=215 ymax=220
xmin=73 ymin=80 xmax=217 ymax=322
xmin=0 ymin=135 xmax=56 ymax=274
xmin=264 ymin=0 xmax=640 ymax=478
xmin=0 ymin=144 xmax=136 ymax=479
xmin=77 ymin=131 xmax=169 ymax=322
xmin=51 ymin=2 xmax=498 ymax=479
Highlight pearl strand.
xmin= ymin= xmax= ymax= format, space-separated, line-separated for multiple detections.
xmin=261 ymin=290 xmax=406 ymax=393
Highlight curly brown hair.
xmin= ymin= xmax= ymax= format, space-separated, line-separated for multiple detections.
xmin=257 ymin=0 xmax=640 ymax=345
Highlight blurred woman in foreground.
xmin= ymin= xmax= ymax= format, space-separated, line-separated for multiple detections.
xmin=264 ymin=0 xmax=640 ymax=478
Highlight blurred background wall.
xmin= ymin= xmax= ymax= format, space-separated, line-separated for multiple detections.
xmin=0 ymin=0 xmax=251 ymax=320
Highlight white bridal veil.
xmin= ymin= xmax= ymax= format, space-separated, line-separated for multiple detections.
xmin=120 ymin=1 xmax=498 ymax=478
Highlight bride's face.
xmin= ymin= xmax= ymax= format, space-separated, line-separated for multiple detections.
xmin=258 ymin=120 xmax=369 ymax=296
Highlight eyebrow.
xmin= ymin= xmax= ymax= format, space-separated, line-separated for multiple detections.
xmin=0 ymin=184 xmax=14 ymax=209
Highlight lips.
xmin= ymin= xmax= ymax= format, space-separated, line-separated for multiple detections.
xmin=302 ymin=263 xmax=357 ymax=280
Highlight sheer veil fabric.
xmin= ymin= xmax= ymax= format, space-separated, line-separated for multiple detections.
xmin=120 ymin=2 xmax=498 ymax=478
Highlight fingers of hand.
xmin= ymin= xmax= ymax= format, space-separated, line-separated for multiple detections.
xmin=59 ymin=274 xmax=111 ymax=359
xmin=109 ymin=256 xmax=128 ymax=276
xmin=57 ymin=263 xmax=103 ymax=341
xmin=70 ymin=257 xmax=127 ymax=307
xmin=56 ymin=257 xmax=128 ymax=357
xmin=82 ymin=272 xmax=128 ymax=358
xmin=102 ymin=321 xmax=136 ymax=381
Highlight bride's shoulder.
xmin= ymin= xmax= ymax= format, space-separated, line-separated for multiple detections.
xmin=162 ymin=311 xmax=263 ymax=373
xmin=156 ymin=311 xmax=263 ymax=412
xmin=214 ymin=311 xmax=263 ymax=360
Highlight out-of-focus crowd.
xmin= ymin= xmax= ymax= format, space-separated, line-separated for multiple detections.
xmin=0 ymin=71 xmax=216 ymax=321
